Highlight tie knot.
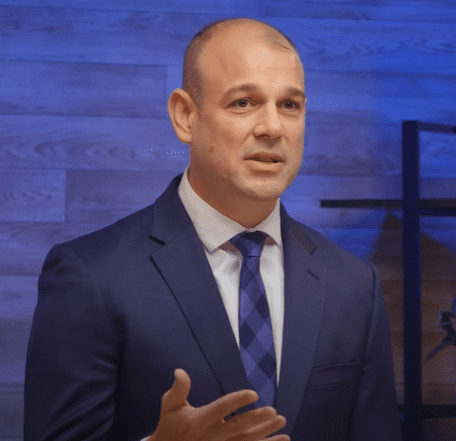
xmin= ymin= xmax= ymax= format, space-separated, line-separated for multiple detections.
xmin=230 ymin=231 xmax=268 ymax=259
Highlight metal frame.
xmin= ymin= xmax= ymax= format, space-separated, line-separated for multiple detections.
xmin=402 ymin=121 xmax=456 ymax=441
xmin=402 ymin=120 xmax=422 ymax=440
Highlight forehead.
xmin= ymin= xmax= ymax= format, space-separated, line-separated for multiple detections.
xmin=198 ymin=26 xmax=304 ymax=97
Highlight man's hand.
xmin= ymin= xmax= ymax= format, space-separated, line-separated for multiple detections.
xmin=148 ymin=368 xmax=289 ymax=441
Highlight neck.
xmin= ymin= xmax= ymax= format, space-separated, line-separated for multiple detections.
xmin=220 ymin=199 xmax=277 ymax=229
xmin=187 ymin=172 xmax=277 ymax=229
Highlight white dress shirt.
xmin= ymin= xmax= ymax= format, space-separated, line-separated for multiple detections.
xmin=177 ymin=166 xmax=284 ymax=385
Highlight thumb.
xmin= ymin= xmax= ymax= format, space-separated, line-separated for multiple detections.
xmin=161 ymin=368 xmax=191 ymax=413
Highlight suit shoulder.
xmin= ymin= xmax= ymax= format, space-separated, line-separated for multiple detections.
xmin=51 ymin=204 xmax=156 ymax=260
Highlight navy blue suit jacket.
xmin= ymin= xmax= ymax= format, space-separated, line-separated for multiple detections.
xmin=24 ymin=173 xmax=401 ymax=440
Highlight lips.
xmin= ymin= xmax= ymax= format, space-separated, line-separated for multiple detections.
xmin=245 ymin=153 xmax=282 ymax=163
xmin=249 ymin=157 xmax=279 ymax=163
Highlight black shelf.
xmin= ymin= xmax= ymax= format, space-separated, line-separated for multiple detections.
xmin=320 ymin=198 xmax=456 ymax=216
xmin=417 ymin=122 xmax=456 ymax=134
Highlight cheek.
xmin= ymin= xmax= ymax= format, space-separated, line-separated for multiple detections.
xmin=203 ymin=143 xmax=232 ymax=175
xmin=209 ymin=131 xmax=243 ymax=164
xmin=293 ymin=129 xmax=305 ymax=155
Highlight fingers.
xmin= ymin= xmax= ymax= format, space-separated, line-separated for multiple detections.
xmin=160 ymin=368 xmax=191 ymax=414
xmin=223 ymin=407 xmax=287 ymax=440
xmin=202 ymin=388 xmax=259 ymax=422
xmin=246 ymin=413 xmax=287 ymax=440
xmin=263 ymin=436 xmax=290 ymax=441
xmin=225 ymin=406 xmax=277 ymax=430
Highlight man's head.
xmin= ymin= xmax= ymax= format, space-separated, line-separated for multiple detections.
xmin=168 ymin=18 xmax=306 ymax=227
xmin=181 ymin=18 xmax=302 ymax=110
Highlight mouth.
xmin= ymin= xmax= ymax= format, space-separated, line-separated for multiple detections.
xmin=247 ymin=158 xmax=279 ymax=163
xmin=245 ymin=155 xmax=282 ymax=163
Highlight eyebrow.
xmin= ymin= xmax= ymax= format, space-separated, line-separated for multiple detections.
xmin=222 ymin=83 xmax=306 ymax=102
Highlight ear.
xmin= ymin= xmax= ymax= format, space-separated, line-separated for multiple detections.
xmin=167 ymin=89 xmax=196 ymax=145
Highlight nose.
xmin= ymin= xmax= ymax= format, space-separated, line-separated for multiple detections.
xmin=254 ymin=104 xmax=283 ymax=139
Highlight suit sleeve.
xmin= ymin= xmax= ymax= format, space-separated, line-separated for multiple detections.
xmin=348 ymin=262 xmax=402 ymax=441
xmin=24 ymin=244 xmax=119 ymax=441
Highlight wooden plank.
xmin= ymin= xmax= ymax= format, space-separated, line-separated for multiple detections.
xmin=0 ymin=276 xmax=36 ymax=391
xmin=0 ymin=0 xmax=257 ymax=13
xmin=421 ymin=131 xmax=456 ymax=178
xmin=2 ymin=58 xmax=454 ymax=124
xmin=1 ymin=113 xmax=454 ymax=177
xmin=286 ymin=175 xmax=456 ymax=201
xmin=0 ymin=329 xmax=30 ymax=382
xmin=0 ymin=383 xmax=23 ymax=439
xmin=0 ymin=60 xmax=166 ymax=118
xmin=0 ymin=114 xmax=187 ymax=171
xmin=0 ymin=276 xmax=37 ymax=329
xmin=260 ymin=0 xmax=456 ymax=23
xmin=0 ymin=5 xmax=205 ymax=66
xmin=302 ymin=121 xmax=402 ymax=176
xmin=0 ymin=169 xmax=65 ymax=222
xmin=0 ymin=6 xmax=455 ymax=74
xmin=66 ymin=169 xmax=179 ymax=223
xmin=1 ymin=0 xmax=455 ymax=25
xmin=0 ymin=222 xmax=105 ymax=276
xmin=269 ymin=16 xmax=456 ymax=74
xmin=304 ymin=70 xmax=456 ymax=125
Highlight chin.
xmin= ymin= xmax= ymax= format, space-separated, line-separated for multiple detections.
xmin=241 ymin=181 xmax=287 ymax=201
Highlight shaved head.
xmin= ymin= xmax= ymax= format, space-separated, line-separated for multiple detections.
xmin=183 ymin=18 xmax=302 ymax=108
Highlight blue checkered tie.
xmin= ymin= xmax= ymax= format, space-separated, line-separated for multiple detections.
xmin=230 ymin=231 xmax=277 ymax=408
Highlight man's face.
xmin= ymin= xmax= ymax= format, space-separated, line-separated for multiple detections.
xmin=188 ymin=28 xmax=306 ymax=211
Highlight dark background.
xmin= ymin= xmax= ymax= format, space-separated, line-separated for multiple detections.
xmin=1 ymin=1 xmax=455 ymax=439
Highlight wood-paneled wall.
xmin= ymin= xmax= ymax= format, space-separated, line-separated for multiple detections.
xmin=1 ymin=1 xmax=455 ymax=438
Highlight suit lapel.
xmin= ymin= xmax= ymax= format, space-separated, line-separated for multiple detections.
xmin=148 ymin=175 xmax=252 ymax=399
xmin=275 ymin=204 xmax=327 ymax=435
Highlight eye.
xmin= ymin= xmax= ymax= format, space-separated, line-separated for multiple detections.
xmin=231 ymin=98 xmax=252 ymax=108
xmin=283 ymin=101 xmax=300 ymax=110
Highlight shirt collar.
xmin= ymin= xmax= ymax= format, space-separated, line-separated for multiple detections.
xmin=177 ymin=165 xmax=282 ymax=253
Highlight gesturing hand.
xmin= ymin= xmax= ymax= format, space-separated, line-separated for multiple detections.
xmin=148 ymin=368 xmax=289 ymax=441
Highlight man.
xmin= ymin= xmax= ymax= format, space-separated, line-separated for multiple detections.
xmin=24 ymin=17 xmax=401 ymax=441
